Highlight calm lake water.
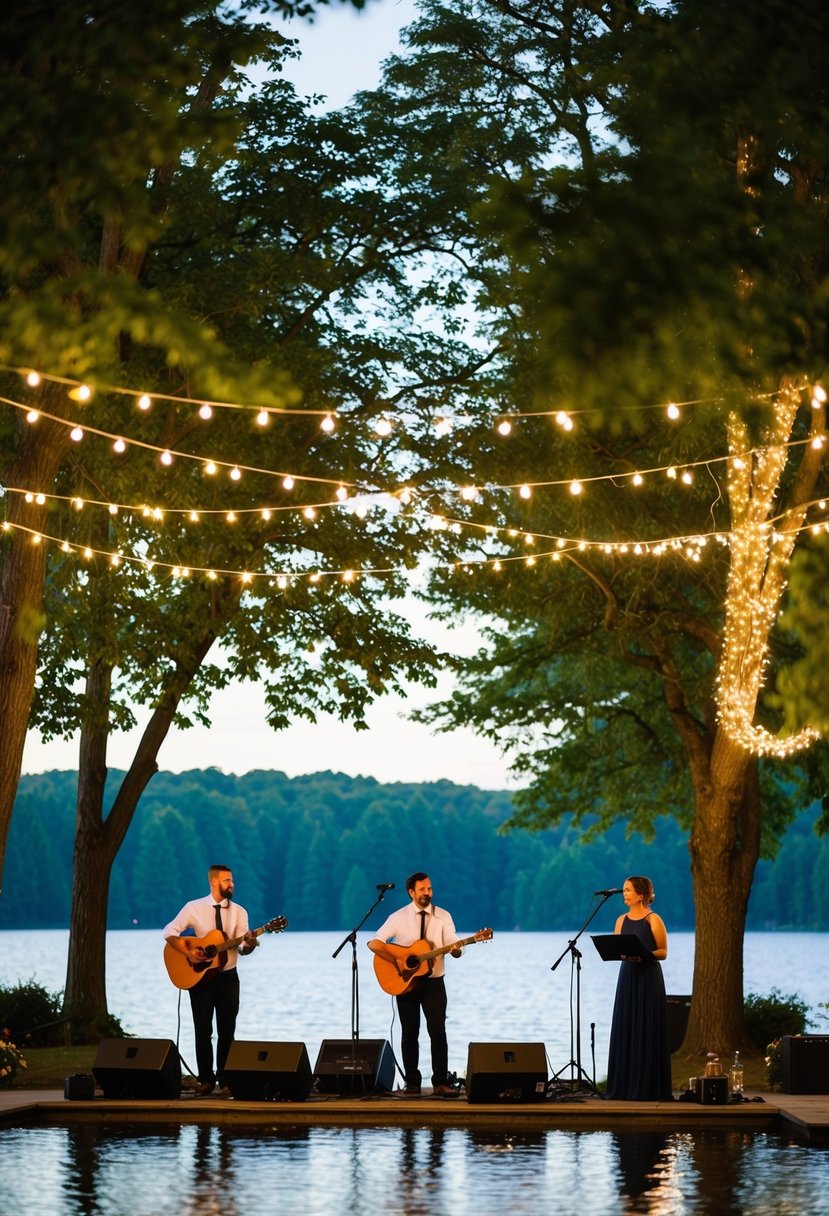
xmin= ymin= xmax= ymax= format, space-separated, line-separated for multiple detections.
xmin=2 ymin=930 xmax=829 ymax=1214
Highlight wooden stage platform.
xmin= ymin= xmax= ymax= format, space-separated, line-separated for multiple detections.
xmin=2 ymin=1085 xmax=828 ymax=1141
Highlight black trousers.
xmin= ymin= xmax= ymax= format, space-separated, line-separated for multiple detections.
xmin=396 ymin=976 xmax=449 ymax=1087
xmin=188 ymin=966 xmax=240 ymax=1084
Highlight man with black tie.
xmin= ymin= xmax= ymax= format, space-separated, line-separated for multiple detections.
xmin=368 ymin=872 xmax=462 ymax=1097
xmin=163 ymin=864 xmax=259 ymax=1096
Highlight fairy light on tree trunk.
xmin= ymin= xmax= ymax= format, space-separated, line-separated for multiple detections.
xmin=716 ymin=378 xmax=823 ymax=756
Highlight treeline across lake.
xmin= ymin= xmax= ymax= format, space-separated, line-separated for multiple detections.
xmin=3 ymin=768 xmax=829 ymax=933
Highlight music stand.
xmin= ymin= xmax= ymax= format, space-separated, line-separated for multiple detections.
xmin=591 ymin=934 xmax=655 ymax=963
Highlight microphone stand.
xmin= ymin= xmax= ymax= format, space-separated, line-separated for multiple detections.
xmin=548 ymin=892 xmax=612 ymax=1097
xmin=332 ymin=886 xmax=390 ymax=1072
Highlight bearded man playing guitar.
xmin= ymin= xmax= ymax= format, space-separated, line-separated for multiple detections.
xmin=369 ymin=872 xmax=465 ymax=1098
xmin=163 ymin=864 xmax=260 ymax=1096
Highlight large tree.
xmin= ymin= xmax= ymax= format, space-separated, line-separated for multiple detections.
xmin=4 ymin=3 xmax=501 ymax=1026
xmin=379 ymin=0 xmax=829 ymax=1056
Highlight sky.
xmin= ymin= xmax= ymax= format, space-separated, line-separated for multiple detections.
xmin=21 ymin=0 xmax=518 ymax=791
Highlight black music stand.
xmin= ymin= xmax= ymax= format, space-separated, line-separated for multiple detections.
xmin=591 ymin=934 xmax=655 ymax=963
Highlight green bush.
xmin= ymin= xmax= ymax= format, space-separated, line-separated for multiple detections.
xmin=744 ymin=987 xmax=814 ymax=1051
xmin=0 ymin=979 xmax=64 ymax=1045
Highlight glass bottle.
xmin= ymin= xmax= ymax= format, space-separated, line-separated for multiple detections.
xmin=729 ymin=1050 xmax=744 ymax=1096
xmin=703 ymin=1052 xmax=722 ymax=1077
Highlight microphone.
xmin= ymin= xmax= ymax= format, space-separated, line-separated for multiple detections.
xmin=595 ymin=887 xmax=623 ymax=897
xmin=376 ymin=882 xmax=395 ymax=891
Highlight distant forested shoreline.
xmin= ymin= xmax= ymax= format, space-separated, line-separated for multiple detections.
xmin=3 ymin=768 xmax=827 ymax=932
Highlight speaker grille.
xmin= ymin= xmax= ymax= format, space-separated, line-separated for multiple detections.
xmin=224 ymin=1040 xmax=312 ymax=1101
xmin=314 ymin=1038 xmax=395 ymax=1093
xmin=92 ymin=1038 xmax=181 ymax=1099
xmin=466 ymin=1042 xmax=548 ymax=1103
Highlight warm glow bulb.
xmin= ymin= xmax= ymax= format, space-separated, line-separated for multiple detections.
xmin=321 ymin=415 xmax=335 ymax=434
xmin=138 ymin=394 xmax=152 ymax=410
xmin=256 ymin=409 xmax=269 ymax=427
xmin=199 ymin=403 xmax=213 ymax=420
xmin=497 ymin=420 xmax=512 ymax=436
xmin=303 ymin=506 xmax=317 ymax=521
xmin=569 ymin=480 xmax=583 ymax=495
xmin=230 ymin=466 xmax=242 ymax=481
xmin=204 ymin=461 xmax=217 ymax=476
xmin=25 ymin=370 xmax=41 ymax=387
xmin=26 ymin=409 xmax=39 ymax=424
xmin=632 ymin=472 xmax=643 ymax=486
xmin=519 ymin=484 xmax=532 ymax=500
xmin=375 ymin=418 xmax=393 ymax=438
xmin=160 ymin=450 xmax=173 ymax=465
xmin=70 ymin=426 xmax=83 ymax=442
xmin=666 ymin=402 xmax=681 ymax=421
xmin=336 ymin=486 xmax=348 ymax=502
xmin=282 ymin=476 xmax=295 ymax=491
xmin=113 ymin=438 xmax=126 ymax=454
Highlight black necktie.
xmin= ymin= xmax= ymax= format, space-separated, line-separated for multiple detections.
xmin=214 ymin=903 xmax=223 ymax=932
xmin=419 ymin=909 xmax=426 ymax=941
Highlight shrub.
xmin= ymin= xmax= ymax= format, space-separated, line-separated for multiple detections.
xmin=0 ymin=979 xmax=64 ymax=1045
xmin=744 ymin=987 xmax=814 ymax=1051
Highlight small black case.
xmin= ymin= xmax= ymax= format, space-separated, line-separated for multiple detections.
xmin=64 ymin=1073 xmax=95 ymax=1100
xmin=697 ymin=1075 xmax=728 ymax=1104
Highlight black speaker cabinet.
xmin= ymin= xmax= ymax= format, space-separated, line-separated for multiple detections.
xmin=666 ymin=994 xmax=692 ymax=1054
xmin=466 ymin=1042 xmax=548 ymax=1103
xmin=92 ymin=1037 xmax=181 ymax=1099
xmin=313 ymin=1038 xmax=395 ymax=1094
xmin=224 ymin=1040 xmax=312 ymax=1101
xmin=781 ymin=1035 xmax=829 ymax=1094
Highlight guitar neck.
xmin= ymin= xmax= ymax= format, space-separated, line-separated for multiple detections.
xmin=419 ymin=933 xmax=481 ymax=963
xmin=215 ymin=923 xmax=263 ymax=955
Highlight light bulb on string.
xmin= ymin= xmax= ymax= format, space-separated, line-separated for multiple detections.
xmin=138 ymin=394 xmax=152 ymax=410
xmin=496 ymin=419 xmax=512 ymax=436
xmin=198 ymin=403 xmax=213 ymax=420
xmin=113 ymin=438 xmax=126 ymax=454
xmin=320 ymin=415 xmax=335 ymax=434
xmin=229 ymin=466 xmax=242 ymax=481
xmin=256 ymin=409 xmax=269 ymax=427
xmin=69 ymin=384 xmax=92 ymax=403
xmin=70 ymin=426 xmax=83 ymax=442
xmin=26 ymin=409 xmax=39 ymax=424
xmin=666 ymin=403 xmax=681 ymax=421
xmin=25 ymin=371 xmax=41 ymax=388
xmin=282 ymin=476 xmax=295 ymax=491
xmin=160 ymin=450 xmax=173 ymax=466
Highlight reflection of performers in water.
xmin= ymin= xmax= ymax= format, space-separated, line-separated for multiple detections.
xmin=605 ymin=876 xmax=673 ymax=1101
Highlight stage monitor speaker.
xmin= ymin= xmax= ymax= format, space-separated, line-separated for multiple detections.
xmin=314 ymin=1038 xmax=395 ymax=1094
xmin=92 ymin=1037 xmax=181 ymax=1099
xmin=781 ymin=1035 xmax=829 ymax=1094
xmin=466 ymin=1042 xmax=547 ymax=1103
xmin=666 ymin=994 xmax=692 ymax=1054
xmin=224 ymin=1040 xmax=312 ymax=1101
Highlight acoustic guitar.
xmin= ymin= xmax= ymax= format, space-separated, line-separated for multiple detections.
xmin=373 ymin=928 xmax=493 ymax=995
xmin=164 ymin=915 xmax=287 ymax=989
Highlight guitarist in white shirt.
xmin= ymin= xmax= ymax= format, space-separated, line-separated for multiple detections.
xmin=163 ymin=863 xmax=259 ymax=1096
xmin=369 ymin=872 xmax=462 ymax=1098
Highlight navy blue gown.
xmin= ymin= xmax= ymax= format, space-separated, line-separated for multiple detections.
xmin=605 ymin=913 xmax=673 ymax=1100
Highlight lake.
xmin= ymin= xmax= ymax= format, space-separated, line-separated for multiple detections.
xmin=2 ymin=930 xmax=829 ymax=1215
xmin=2 ymin=929 xmax=828 ymax=1082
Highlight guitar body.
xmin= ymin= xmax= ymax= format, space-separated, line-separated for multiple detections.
xmin=373 ymin=937 xmax=434 ymax=996
xmin=164 ymin=915 xmax=287 ymax=990
xmin=373 ymin=928 xmax=493 ymax=996
xmin=163 ymin=929 xmax=228 ymax=990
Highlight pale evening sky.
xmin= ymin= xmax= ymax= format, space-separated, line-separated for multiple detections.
xmin=21 ymin=0 xmax=518 ymax=791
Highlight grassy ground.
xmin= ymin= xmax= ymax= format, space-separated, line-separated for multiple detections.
xmin=5 ymin=1045 xmax=775 ymax=1093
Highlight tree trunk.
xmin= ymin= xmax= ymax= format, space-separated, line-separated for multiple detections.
xmin=62 ymin=615 xmax=233 ymax=1030
xmin=0 ymin=396 xmax=71 ymax=889
xmin=683 ymin=732 xmax=760 ymax=1058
